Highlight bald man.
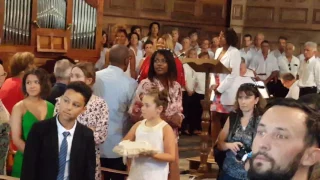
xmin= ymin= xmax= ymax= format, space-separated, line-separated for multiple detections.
xmin=93 ymin=45 xmax=138 ymax=180
xmin=0 ymin=64 xmax=7 ymax=88
xmin=251 ymin=33 xmax=264 ymax=54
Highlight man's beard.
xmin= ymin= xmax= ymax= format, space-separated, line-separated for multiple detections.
xmin=247 ymin=151 xmax=304 ymax=180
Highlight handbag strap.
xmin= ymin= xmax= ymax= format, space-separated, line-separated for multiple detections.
xmin=227 ymin=112 xmax=239 ymax=142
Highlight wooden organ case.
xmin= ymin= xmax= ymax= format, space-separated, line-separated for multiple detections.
xmin=0 ymin=0 xmax=104 ymax=69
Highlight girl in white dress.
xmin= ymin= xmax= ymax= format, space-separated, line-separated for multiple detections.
xmin=124 ymin=88 xmax=176 ymax=180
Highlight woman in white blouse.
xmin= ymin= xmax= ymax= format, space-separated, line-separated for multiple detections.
xmin=211 ymin=28 xmax=241 ymax=140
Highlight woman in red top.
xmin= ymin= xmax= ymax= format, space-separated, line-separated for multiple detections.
xmin=138 ymin=34 xmax=185 ymax=88
xmin=0 ymin=52 xmax=35 ymax=114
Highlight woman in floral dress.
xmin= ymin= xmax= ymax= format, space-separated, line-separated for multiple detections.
xmin=54 ymin=62 xmax=109 ymax=180
xmin=129 ymin=49 xmax=183 ymax=180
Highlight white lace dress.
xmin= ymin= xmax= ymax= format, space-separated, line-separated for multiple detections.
xmin=128 ymin=120 xmax=169 ymax=180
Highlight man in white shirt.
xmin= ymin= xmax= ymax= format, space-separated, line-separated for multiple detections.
xmin=94 ymin=45 xmax=138 ymax=180
xmin=278 ymin=43 xmax=300 ymax=78
xmin=270 ymin=36 xmax=287 ymax=59
xmin=281 ymin=73 xmax=299 ymax=99
xmin=250 ymin=40 xmax=281 ymax=97
xmin=171 ymin=28 xmax=182 ymax=53
xmin=240 ymin=34 xmax=254 ymax=67
xmin=298 ymin=41 xmax=320 ymax=97
xmin=21 ymin=82 xmax=96 ymax=180
xmin=197 ymin=39 xmax=214 ymax=58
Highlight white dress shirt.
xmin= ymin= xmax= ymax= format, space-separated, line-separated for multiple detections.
xmin=249 ymin=53 xmax=279 ymax=81
xmin=56 ymin=116 xmax=77 ymax=180
xmin=183 ymin=64 xmax=195 ymax=92
xmin=94 ymin=65 xmax=138 ymax=158
xmin=286 ymin=80 xmax=300 ymax=100
xmin=250 ymin=46 xmax=262 ymax=55
xmin=240 ymin=48 xmax=253 ymax=67
xmin=270 ymin=49 xmax=285 ymax=59
xmin=298 ymin=56 xmax=320 ymax=91
xmin=174 ymin=42 xmax=183 ymax=53
xmin=278 ymin=55 xmax=300 ymax=78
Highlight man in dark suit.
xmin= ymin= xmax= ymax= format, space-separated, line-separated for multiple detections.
xmin=21 ymin=81 xmax=96 ymax=180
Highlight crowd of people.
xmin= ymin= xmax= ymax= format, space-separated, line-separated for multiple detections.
xmin=0 ymin=20 xmax=319 ymax=180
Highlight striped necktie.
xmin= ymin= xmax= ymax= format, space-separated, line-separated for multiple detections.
xmin=57 ymin=131 xmax=70 ymax=180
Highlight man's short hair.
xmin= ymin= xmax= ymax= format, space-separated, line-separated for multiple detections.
xmin=244 ymin=34 xmax=252 ymax=40
xmin=305 ymin=41 xmax=318 ymax=52
xmin=261 ymin=40 xmax=270 ymax=46
xmin=54 ymin=59 xmax=73 ymax=80
xmin=278 ymin=36 xmax=288 ymax=41
xmin=267 ymin=98 xmax=320 ymax=147
xmin=188 ymin=30 xmax=197 ymax=37
xmin=281 ymin=73 xmax=295 ymax=81
xmin=286 ymin=42 xmax=295 ymax=51
xmin=66 ymin=81 xmax=92 ymax=106
xmin=172 ymin=27 xmax=179 ymax=32
xmin=182 ymin=37 xmax=190 ymax=42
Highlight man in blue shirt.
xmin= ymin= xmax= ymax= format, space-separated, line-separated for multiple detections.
xmin=93 ymin=44 xmax=138 ymax=180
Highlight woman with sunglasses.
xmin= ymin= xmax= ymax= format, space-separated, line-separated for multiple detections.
xmin=129 ymin=49 xmax=183 ymax=180
xmin=215 ymin=83 xmax=266 ymax=180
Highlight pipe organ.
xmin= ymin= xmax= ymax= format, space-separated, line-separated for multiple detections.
xmin=37 ymin=0 xmax=67 ymax=29
xmin=0 ymin=0 xmax=103 ymax=69
xmin=72 ymin=0 xmax=97 ymax=49
xmin=3 ymin=0 xmax=32 ymax=45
